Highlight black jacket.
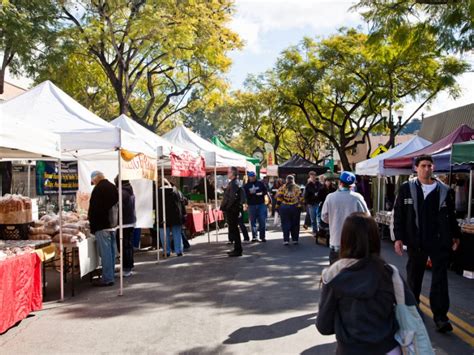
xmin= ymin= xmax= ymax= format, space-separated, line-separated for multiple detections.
xmin=220 ymin=178 xmax=244 ymax=215
xmin=304 ymin=181 xmax=322 ymax=205
xmin=157 ymin=187 xmax=186 ymax=227
xmin=316 ymin=257 xmax=416 ymax=355
xmin=121 ymin=182 xmax=136 ymax=226
xmin=88 ymin=179 xmax=119 ymax=234
xmin=393 ymin=178 xmax=460 ymax=252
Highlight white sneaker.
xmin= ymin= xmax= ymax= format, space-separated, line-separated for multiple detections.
xmin=124 ymin=270 xmax=133 ymax=277
xmin=284 ymin=241 xmax=289 ymax=246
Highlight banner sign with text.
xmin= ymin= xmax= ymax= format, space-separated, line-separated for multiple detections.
xmin=120 ymin=150 xmax=157 ymax=181
xmin=36 ymin=161 xmax=79 ymax=195
xmin=170 ymin=152 xmax=206 ymax=177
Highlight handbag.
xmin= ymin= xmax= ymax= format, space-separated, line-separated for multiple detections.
xmin=389 ymin=265 xmax=434 ymax=355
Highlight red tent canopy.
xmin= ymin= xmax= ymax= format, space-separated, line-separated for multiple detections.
xmin=384 ymin=125 xmax=474 ymax=169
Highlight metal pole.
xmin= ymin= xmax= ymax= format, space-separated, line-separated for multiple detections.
xmin=118 ymin=149 xmax=123 ymax=296
xmin=204 ymin=176 xmax=210 ymax=243
xmin=468 ymin=169 xmax=473 ymax=219
xmin=214 ymin=163 xmax=218 ymax=243
xmin=161 ymin=161 xmax=167 ymax=258
xmin=377 ymin=175 xmax=381 ymax=213
xmin=58 ymin=159 xmax=64 ymax=302
xmin=27 ymin=162 xmax=31 ymax=197
xmin=155 ymin=151 xmax=160 ymax=261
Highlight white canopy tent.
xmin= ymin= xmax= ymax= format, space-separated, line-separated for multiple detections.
xmin=2 ymin=81 xmax=155 ymax=297
xmin=111 ymin=114 xmax=205 ymax=255
xmin=163 ymin=125 xmax=252 ymax=242
xmin=355 ymin=136 xmax=431 ymax=176
xmin=355 ymin=135 xmax=431 ymax=213
xmin=0 ymin=110 xmax=61 ymax=160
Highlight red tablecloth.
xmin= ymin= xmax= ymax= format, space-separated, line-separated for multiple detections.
xmin=186 ymin=211 xmax=205 ymax=235
xmin=205 ymin=208 xmax=224 ymax=224
xmin=0 ymin=253 xmax=42 ymax=333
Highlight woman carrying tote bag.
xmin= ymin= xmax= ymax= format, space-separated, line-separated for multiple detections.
xmin=316 ymin=212 xmax=433 ymax=355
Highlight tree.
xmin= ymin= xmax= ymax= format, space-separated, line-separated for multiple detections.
xmin=274 ymin=29 xmax=467 ymax=170
xmin=54 ymin=0 xmax=241 ymax=131
xmin=0 ymin=0 xmax=60 ymax=94
xmin=353 ymin=0 xmax=474 ymax=53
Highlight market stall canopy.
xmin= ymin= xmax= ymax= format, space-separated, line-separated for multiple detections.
xmin=278 ymin=155 xmax=328 ymax=175
xmin=384 ymin=125 xmax=474 ymax=169
xmin=0 ymin=109 xmax=61 ymax=159
xmin=111 ymin=114 xmax=192 ymax=157
xmin=452 ymin=140 xmax=474 ymax=165
xmin=355 ymin=136 xmax=431 ymax=176
xmin=431 ymin=149 xmax=471 ymax=172
xmin=210 ymin=136 xmax=260 ymax=166
xmin=162 ymin=125 xmax=249 ymax=169
xmin=1 ymin=81 xmax=154 ymax=158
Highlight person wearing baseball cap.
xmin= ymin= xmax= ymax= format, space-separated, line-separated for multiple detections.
xmin=321 ymin=171 xmax=369 ymax=264
xmin=88 ymin=171 xmax=119 ymax=286
xmin=243 ymin=170 xmax=270 ymax=242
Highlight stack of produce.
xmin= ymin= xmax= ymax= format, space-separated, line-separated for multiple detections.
xmin=29 ymin=212 xmax=90 ymax=244
xmin=0 ymin=194 xmax=32 ymax=224
xmin=0 ymin=244 xmax=34 ymax=261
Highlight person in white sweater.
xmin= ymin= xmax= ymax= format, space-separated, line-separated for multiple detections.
xmin=321 ymin=171 xmax=370 ymax=264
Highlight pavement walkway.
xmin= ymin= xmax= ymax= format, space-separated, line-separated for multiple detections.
xmin=1 ymin=219 xmax=473 ymax=354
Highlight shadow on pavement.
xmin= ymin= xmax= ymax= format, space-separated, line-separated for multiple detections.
xmin=300 ymin=341 xmax=337 ymax=354
xmin=223 ymin=313 xmax=317 ymax=344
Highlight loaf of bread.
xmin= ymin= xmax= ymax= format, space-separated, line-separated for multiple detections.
xmin=0 ymin=194 xmax=33 ymax=224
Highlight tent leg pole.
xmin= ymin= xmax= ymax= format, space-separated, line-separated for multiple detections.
xmin=161 ymin=162 xmax=167 ymax=258
xmin=204 ymin=176 xmax=210 ymax=243
xmin=377 ymin=176 xmax=381 ymax=213
xmin=118 ymin=150 xmax=124 ymax=296
xmin=27 ymin=162 xmax=31 ymax=197
xmin=469 ymin=169 xmax=473 ymax=219
xmin=58 ymin=159 xmax=64 ymax=302
xmin=155 ymin=153 xmax=160 ymax=261
xmin=214 ymin=165 xmax=218 ymax=243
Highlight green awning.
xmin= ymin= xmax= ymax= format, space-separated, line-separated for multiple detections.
xmin=211 ymin=136 xmax=260 ymax=165
xmin=452 ymin=141 xmax=474 ymax=165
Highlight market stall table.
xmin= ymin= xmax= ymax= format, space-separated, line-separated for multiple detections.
xmin=186 ymin=210 xmax=205 ymax=236
xmin=0 ymin=252 xmax=42 ymax=333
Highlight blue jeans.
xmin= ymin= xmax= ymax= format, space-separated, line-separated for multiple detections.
xmin=248 ymin=203 xmax=267 ymax=240
xmin=160 ymin=225 xmax=183 ymax=255
xmin=308 ymin=204 xmax=320 ymax=234
xmin=95 ymin=230 xmax=116 ymax=284
xmin=279 ymin=205 xmax=301 ymax=242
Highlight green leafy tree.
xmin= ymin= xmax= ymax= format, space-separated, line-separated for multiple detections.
xmin=53 ymin=0 xmax=241 ymax=131
xmin=274 ymin=29 xmax=467 ymax=170
xmin=0 ymin=0 xmax=60 ymax=94
xmin=353 ymin=0 xmax=474 ymax=53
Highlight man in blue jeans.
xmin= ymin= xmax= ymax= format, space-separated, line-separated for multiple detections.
xmin=88 ymin=171 xmax=119 ymax=286
xmin=243 ymin=171 xmax=269 ymax=242
xmin=304 ymin=171 xmax=322 ymax=237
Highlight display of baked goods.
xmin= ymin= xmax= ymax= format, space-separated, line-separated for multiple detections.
xmin=0 ymin=194 xmax=33 ymax=224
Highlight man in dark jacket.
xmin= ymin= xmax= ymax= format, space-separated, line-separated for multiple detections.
xmin=115 ymin=177 xmax=136 ymax=277
xmin=304 ymin=171 xmax=322 ymax=236
xmin=243 ymin=171 xmax=269 ymax=242
xmin=88 ymin=171 xmax=118 ymax=286
xmin=393 ymin=155 xmax=460 ymax=333
xmin=221 ymin=167 xmax=244 ymax=257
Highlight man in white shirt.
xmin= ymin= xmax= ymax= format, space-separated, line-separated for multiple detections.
xmin=321 ymin=171 xmax=370 ymax=264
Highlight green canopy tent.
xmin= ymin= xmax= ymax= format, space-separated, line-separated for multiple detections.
xmin=452 ymin=140 xmax=474 ymax=218
xmin=211 ymin=136 xmax=261 ymax=176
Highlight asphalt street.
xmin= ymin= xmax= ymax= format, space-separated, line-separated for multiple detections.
xmin=1 ymin=218 xmax=473 ymax=354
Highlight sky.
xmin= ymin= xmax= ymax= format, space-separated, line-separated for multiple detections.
xmin=226 ymin=0 xmax=474 ymax=118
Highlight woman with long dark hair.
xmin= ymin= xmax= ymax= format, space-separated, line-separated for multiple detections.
xmin=316 ymin=212 xmax=417 ymax=355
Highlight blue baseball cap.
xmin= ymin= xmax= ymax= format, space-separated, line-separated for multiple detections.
xmin=247 ymin=171 xmax=256 ymax=177
xmin=339 ymin=171 xmax=356 ymax=185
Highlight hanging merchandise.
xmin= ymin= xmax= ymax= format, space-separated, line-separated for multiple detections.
xmin=170 ymin=152 xmax=206 ymax=177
